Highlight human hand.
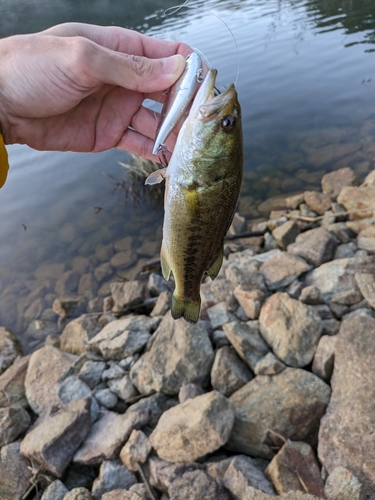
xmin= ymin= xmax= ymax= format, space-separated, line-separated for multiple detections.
xmin=0 ymin=23 xmax=192 ymax=160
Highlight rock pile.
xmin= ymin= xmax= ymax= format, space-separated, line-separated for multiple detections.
xmin=0 ymin=166 xmax=374 ymax=500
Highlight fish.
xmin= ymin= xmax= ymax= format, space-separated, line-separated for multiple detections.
xmin=147 ymin=69 xmax=243 ymax=323
xmin=152 ymin=51 xmax=203 ymax=156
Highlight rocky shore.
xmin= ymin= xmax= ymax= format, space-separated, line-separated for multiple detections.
xmin=0 ymin=166 xmax=375 ymax=500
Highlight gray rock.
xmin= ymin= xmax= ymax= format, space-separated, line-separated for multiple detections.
xmin=169 ymin=469 xmax=230 ymax=500
xmin=41 ymin=480 xmax=69 ymax=500
xmin=330 ymin=288 xmax=363 ymax=306
xmin=321 ymin=318 xmax=340 ymax=336
xmin=0 ymin=405 xmax=30 ymax=446
xmin=89 ymin=315 xmax=156 ymax=361
xmin=178 ymin=383 xmax=205 ymax=403
xmin=211 ymin=346 xmax=253 ymax=397
xmin=222 ymin=320 xmax=269 ymax=371
xmin=254 ymin=353 xmax=286 ymax=376
xmin=129 ymin=312 xmax=214 ymax=395
xmin=312 ymin=335 xmax=337 ymax=382
xmin=146 ymin=455 xmax=204 ymax=493
xmin=272 ymin=220 xmax=300 ymax=249
xmin=21 ymin=398 xmax=92 ymax=477
xmin=129 ymin=392 xmax=178 ymax=428
xmin=318 ymin=315 xmax=375 ymax=498
xmin=119 ymin=429 xmax=151 ymax=471
xmin=0 ymin=327 xmax=23 ymax=376
xmin=0 ymin=440 xmax=33 ymax=500
xmin=324 ymin=466 xmax=365 ymax=500
xmin=129 ymin=483 xmax=149 ymax=499
xmin=78 ymin=273 xmax=98 ymax=300
xmin=79 ymin=361 xmax=107 ymax=389
xmin=228 ymin=368 xmax=331 ymax=458
xmin=212 ymin=329 xmax=230 ymax=347
xmin=225 ymin=261 xmax=267 ymax=293
xmin=265 ymin=441 xmax=325 ymax=497
xmin=355 ymin=272 xmax=375 ymax=309
xmin=207 ymin=301 xmax=237 ymax=329
xmin=95 ymin=388 xmax=118 ymax=409
xmin=60 ymin=314 xmax=102 ymax=355
xmin=0 ymin=354 xmax=30 ymax=408
xmin=150 ymin=291 xmax=172 ymax=317
xmin=288 ymin=227 xmax=339 ymax=267
xmin=73 ymin=409 xmax=150 ymax=465
xmin=108 ymin=374 xmax=138 ymax=401
xmin=91 ymin=459 xmax=137 ymax=499
xmin=305 ymin=256 xmax=375 ymax=301
xmin=148 ymin=273 xmax=172 ymax=296
xmin=102 ymin=362 xmax=126 ymax=382
xmin=110 ymin=281 xmax=145 ymax=313
xmin=223 ymin=455 xmax=276 ymax=498
xmin=259 ymin=292 xmax=322 ymax=367
xmin=150 ymin=391 xmax=234 ymax=462
xmin=259 ymin=253 xmax=312 ymax=290
xmin=321 ymin=167 xmax=358 ymax=199
xmin=25 ymin=345 xmax=77 ymax=415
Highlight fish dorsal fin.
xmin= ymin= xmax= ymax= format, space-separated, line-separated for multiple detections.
xmin=207 ymin=247 xmax=223 ymax=280
xmin=145 ymin=168 xmax=167 ymax=185
xmin=183 ymin=186 xmax=200 ymax=214
xmin=160 ymin=245 xmax=171 ymax=281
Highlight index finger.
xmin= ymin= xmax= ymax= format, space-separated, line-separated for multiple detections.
xmin=42 ymin=23 xmax=193 ymax=59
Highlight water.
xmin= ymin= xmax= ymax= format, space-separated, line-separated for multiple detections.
xmin=1 ymin=0 xmax=375 ymax=350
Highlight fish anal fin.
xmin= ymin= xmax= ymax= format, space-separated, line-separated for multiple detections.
xmin=171 ymin=293 xmax=201 ymax=324
xmin=207 ymin=247 xmax=223 ymax=280
xmin=145 ymin=168 xmax=167 ymax=185
xmin=183 ymin=186 xmax=200 ymax=214
xmin=160 ymin=245 xmax=171 ymax=281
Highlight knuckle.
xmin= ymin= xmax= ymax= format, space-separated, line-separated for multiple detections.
xmin=129 ymin=55 xmax=154 ymax=79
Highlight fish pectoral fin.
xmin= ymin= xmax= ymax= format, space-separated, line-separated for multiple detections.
xmin=160 ymin=245 xmax=171 ymax=281
xmin=145 ymin=168 xmax=167 ymax=185
xmin=183 ymin=185 xmax=200 ymax=214
xmin=172 ymin=293 xmax=201 ymax=324
xmin=206 ymin=247 xmax=224 ymax=280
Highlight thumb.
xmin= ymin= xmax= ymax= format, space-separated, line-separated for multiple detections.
xmin=89 ymin=47 xmax=187 ymax=93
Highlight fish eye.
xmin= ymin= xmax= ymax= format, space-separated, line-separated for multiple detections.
xmin=221 ymin=115 xmax=235 ymax=132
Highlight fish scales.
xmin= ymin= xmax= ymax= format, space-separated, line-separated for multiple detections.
xmin=150 ymin=68 xmax=243 ymax=324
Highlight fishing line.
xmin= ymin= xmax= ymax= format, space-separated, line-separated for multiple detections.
xmin=163 ymin=0 xmax=240 ymax=87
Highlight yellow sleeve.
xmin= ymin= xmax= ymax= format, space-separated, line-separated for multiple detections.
xmin=0 ymin=133 xmax=9 ymax=188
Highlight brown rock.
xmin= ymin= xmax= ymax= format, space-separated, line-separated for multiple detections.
xmin=20 ymin=398 xmax=91 ymax=477
xmin=110 ymin=250 xmax=138 ymax=269
xmin=259 ymin=292 xmax=322 ymax=368
xmin=254 ymin=353 xmax=286 ymax=376
xmin=228 ymin=368 xmax=331 ymax=459
xmin=52 ymin=295 xmax=85 ymax=319
xmin=259 ymin=253 xmax=312 ymax=290
xmin=223 ymin=455 xmax=275 ymax=496
xmin=355 ymin=272 xmax=375 ymax=309
xmin=233 ymin=288 xmax=264 ymax=319
xmin=55 ymin=270 xmax=80 ymax=295
xmin=265 ymin=440 xmax=325 ymax=497
xmin=110 ymin=281 xmax=145 ymax=313
xmin=308 ymin=144 xmax=361 ymax=169
xmin=150 ymin=391 xmax=234 ymax=463
xmin=321 ymin=167 xmax=358 ymax=198
xmin=0 ymin=441 xmax=33 ymax=499
xmin=318 ymin=315 xmax=375 ymax=498
xmin=119 ymin=430 xmax=151 ymax=471
xmin=169 ymin=469 xmax=230 ymax=500
xmin=304 ymin=191 xmax=331 ymax=215
xmin=73 ymin=409 xmax=150 ymax=465
xmin=337 ymin=185 xmax=375 ymax=219
xmin=312 ymin=335 xmax=337 ymax=382
xmin=60 ymin=314 xmax=102 ymax=355
xmin=102 ymin=490 xmax=142 ymax=500
xmin=145 ymin=455 xmax=204 ymax=493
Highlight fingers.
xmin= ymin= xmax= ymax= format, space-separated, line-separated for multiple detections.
xmin=116 ymin=127 xmax=173 ymax=163
xmin=73 ymin=38 xmax=187 ymax=93
xmin=42 ymin=22 xmax=192 ymax=58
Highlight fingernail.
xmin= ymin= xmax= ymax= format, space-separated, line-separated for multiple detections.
xmin=163 ymin=54 xmax=185 ymax=75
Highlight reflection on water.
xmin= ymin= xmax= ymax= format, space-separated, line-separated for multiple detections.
xmin=1 ymin=0 xmax=375 ymax=350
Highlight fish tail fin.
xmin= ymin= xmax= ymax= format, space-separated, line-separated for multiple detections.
xmin=171 ymin=293 xmax=201 ymax=324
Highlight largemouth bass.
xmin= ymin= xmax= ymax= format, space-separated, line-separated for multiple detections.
xmin=148 ymin=69 xmax=243 ymax=323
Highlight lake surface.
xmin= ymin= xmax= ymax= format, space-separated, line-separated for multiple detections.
xmin=1 ymin=0 xmax=375 ymax=350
